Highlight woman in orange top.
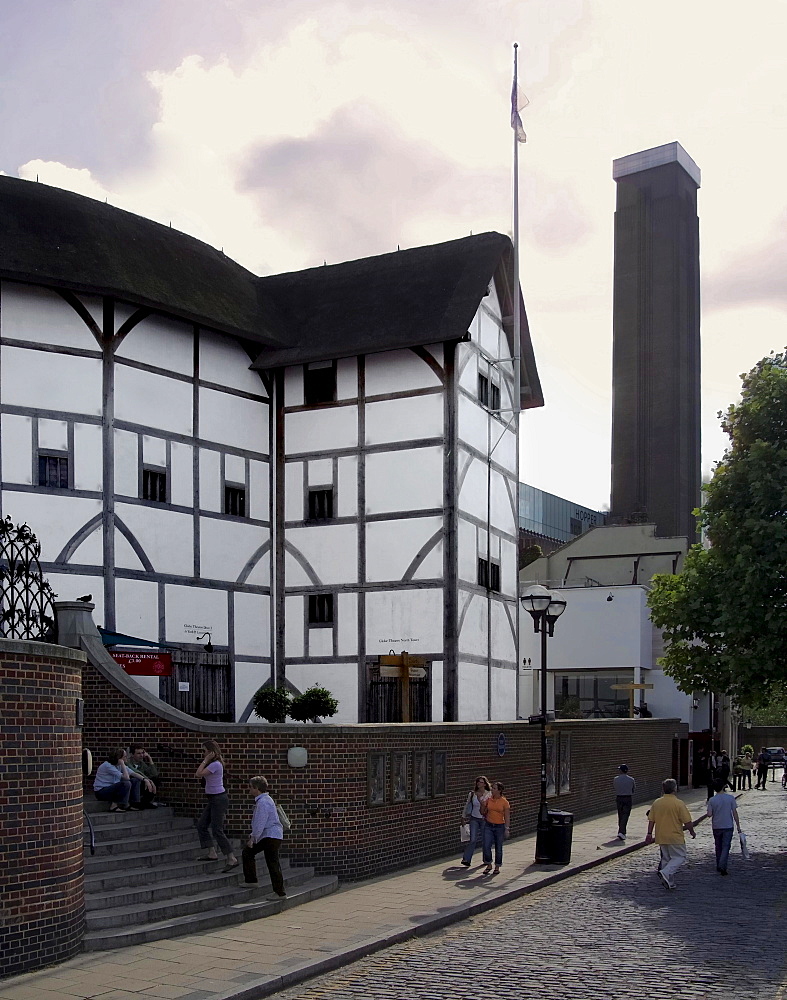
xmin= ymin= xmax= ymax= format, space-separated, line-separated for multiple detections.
xmin=481 ymin=781 xmax=510 ymax=875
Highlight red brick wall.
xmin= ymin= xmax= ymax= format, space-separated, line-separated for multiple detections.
xmin=0 ymin=643 xmax=86 ymax=978
xmin=82 ymin=651 xmax=686 ymax=881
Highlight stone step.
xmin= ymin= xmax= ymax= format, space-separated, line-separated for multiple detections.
xmin=83 ymin=876 xmax=339 ymax=950
xmin=85 ymin=813 xmax=193 ymax=836
xmin=86 ymin=828 xmax=198 ymax=857
xmin=84 ymin=797 xmax=173 ymax=815
xmin=85 ymin=841 xmax=208 ymax=873
xmin=85 ymin=863 xmax=312 ymax=909
xmin=84 ymin=855 xmax=299 ymax=892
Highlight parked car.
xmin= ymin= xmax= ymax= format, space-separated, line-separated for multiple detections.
xmin=765 ymin=747 xmax=786 ymax=764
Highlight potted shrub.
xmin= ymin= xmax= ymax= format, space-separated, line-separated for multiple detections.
xmin=251 ymin=686 xmax=291 ymax=723
xmin=289 ymin=685 xmax=339 ymax=723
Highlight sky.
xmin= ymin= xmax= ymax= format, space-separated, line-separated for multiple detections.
xmin=1 ymin=0 xmax=785 ymax=511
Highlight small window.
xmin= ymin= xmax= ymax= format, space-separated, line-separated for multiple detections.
xmin=308 ymin=593 xmax=334 ymax=626
xmin=477 ymin=373 xmax=489 ymax=407
xmin=489 ymin=561 xmax=501 ymax=593
xmin=142 ymin=468 xmax=167 ymax=503
xmin=490 ymin=383 xmax=501 ymax=412
xmin=38 ymin=452 xmax=69 ymax=489
xmin=477 ymin=557 xmax=500 ymax=592
xmin=225 ymin=485 xmax=246 ymax=518
xmin=477 ymin=557 xmax=488 ymax=589
xmin=308 ymin=487 xmax=334 ymax=521
xmin=304 ymin=361 xmax=336 ymax=406
xmin=570 ymin=517 xmax=582 ymax=536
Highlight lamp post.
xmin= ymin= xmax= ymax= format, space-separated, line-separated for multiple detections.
xmin=521 ymin=585 xmax=566 ymax=862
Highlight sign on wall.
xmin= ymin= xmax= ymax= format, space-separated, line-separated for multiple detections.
xmin=110 ymin=651 xmax=172 ymax=677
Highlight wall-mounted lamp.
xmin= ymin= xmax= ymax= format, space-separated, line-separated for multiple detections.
xmin=196 ymin=632 xmax=213 ymax=653
xmin=692 ymin=698 xmax=700 ymax=710
xmin=606 ymin=593 xmax=614 ymax=602
xmin=288 ymin=746 xmax=308 ymax=768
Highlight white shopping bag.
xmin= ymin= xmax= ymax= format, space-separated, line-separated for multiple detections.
xmin=739 ymin=831 xmax=751 ymax=860
xmin=460 ymin=823 xmax=470 ymax=843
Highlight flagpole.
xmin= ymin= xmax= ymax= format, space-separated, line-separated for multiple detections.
xmin=512 ymin=42 xmax=521 ymax=422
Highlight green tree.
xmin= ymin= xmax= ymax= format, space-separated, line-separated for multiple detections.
xmin=648 ymin=350 xmax=787 ymax=707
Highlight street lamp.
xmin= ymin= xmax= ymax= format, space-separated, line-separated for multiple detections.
xmin=520 ymin=585 xmax=566 ymax=862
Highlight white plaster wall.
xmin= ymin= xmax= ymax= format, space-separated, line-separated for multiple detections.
xmin=365 ymin=394 xmax=442 ymax=447
xmin=114 ymin=428 xmax=138 ymax=497
xmin=115 ymin=315 xmax=194 ymax=376
xmin=225 ymin=453 xmax=244 ymax=484
xmin=457 ymin=343 xmax=477 ymax=394
xmin=249 ymin=460 xmax=270 ymax=521
xmin=336 ymin=358 xmax=358 ymax=400
xmin=234 ymin=591 xmax=270 ymax=657
xmin=285 ymin=594 xmax=304 ymax=657
xmin=649 ymin=668 xmax=690 ymax=723
xmin=477 ymin=305 xmax=503 ymax=358
xmin=284 ymin=367 xmax=304 ymax=407
xmin=307 ymin=627 xmax=332 ymax=657
xmin=2 ymin=347 xmax=102 ymax=415
xmin=200 ymin=518 xmax=267 ymax=582
xmin=3 ymin=491 xmax=101 ymax=562
xmin=365 ymin=516 xmax=442 ymax=583
xmin=73 ymin=423 xmax=103 ymax=492
xmin=365 ymin=446 xmax=443 ymax=514
xmin=457 ymin=394 xmax=489 ymax=456
xmin=115 ymin=502 xmax=193 ymax=576
xmin=501 ymin=538 xmax=518 ymax=599
xmin=200 ymin=330 xmax=265 ymax=395
xmin=143 ymin=435 xmax=167 ymax=467
xmin=337 ymin=456 xmax=357 ymax=516
xmin=1 ymin=414 xmax=33 ymax=484
xmin=459 ymin=592 xmax=487 ymax=657
xmin=491 ymin=599 xmax=517 ymax=663
xmin=286 ymin=524 xmax=358 ymax=585
xmin=283 ymin=549 xmax=313 ymax=587
xmin=115 ymin=529 xmax=147 ymax=570
xmin=285 ymin=406 xmax=357 ymax=454
xmin=458 ymin=661 xmax=488 ymax=720
xmin=115 ymin=577 xmax=159 ymax=642
xmin=199 ymin=388 xmax=268 ymax=454
xmin=364 ymin=587 xmax=443 ymax=655
xmin=285 ymin=461 xmax=303 ymax=521
xmin=337 ymin=592 xmax=357 ymax=655
xmin=47 ymin=573 xmax=105 ymax=624
xmin=365 ymin=348 xmax=443 ymax=396
xmin=243 ymin=546 xmax=270 ymax=587
xmin=235 ymin=662 xmax=272 ymax=720
xmin=164 ymin=584 xmax=228 ymax=645
xmin=284 ymin=663 xmax=358 ymax=723
xmin=38 ymin=418 xmax=68 ymax=451
xmin=199 ymin=449 xmax=221 ymax=512
xmin=170 ymin=442 xmax=193 ymax=507
xmin=70 ymin=525 xmax=103 ymax=565
xmin=0 ymin=282 xmax=98 ymax=349
xmin=115 ymin=365 xmax=192 ymax=435
xmin=431 ymin=660 xmax=444 ymax=720
xmin=458 ymin=454 xmax=490 ymax=522
xmin=308 ymin=459 xmax=332 ymax=486
xmin=490 ymin=469 xmax=517 ymax=536
xmin=457 ymin=517 xmax=476 ymax=585
xmin=490 ymin=667 xmax=517 ymax=721
xmin=412 ymin=541 xmax=443 ymax=580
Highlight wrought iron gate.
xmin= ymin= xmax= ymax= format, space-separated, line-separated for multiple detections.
xmin=160 ymin=651 xmax=233 ymax=722
xmin=366 ymin=670 xmax=430 ymax=723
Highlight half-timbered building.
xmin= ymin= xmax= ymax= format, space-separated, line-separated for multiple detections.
xmin=0 ymin=176 xmax=542 ymax=722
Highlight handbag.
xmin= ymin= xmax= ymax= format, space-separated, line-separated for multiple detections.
xmin=460 ymin=822 xmax=470 ymax=843
xmin=739 ymin=831 xmax=750 ymax=860
xmin=275 ymin=802 xmax=291 ymax=833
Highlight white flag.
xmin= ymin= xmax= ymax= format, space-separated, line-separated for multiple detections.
xmin=511 ymin=82 xmax=528 ymax=143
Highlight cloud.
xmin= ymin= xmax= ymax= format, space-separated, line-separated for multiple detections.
xmin=703 ymin=219 xmax=787 ymax=313
xmin=17 ymin=160 xmax=111 ymax=202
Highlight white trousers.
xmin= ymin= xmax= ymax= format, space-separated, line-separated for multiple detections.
xmin=658 ymin=844 xmax=688 ymax=883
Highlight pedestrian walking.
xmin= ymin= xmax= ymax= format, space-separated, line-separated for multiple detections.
xmin=755 ymin=747 xmax=772 ymax=789
xmin=715 ymin=753 xmax=731 ymax=792
xmin=739 ymin=751 xmax=754 ymax=790
xmin=613 ymin=764 xmax=636 ymax=841
xmin=241 ymin=775 xmax=286 ymax=898
xmin=195 ymin=739 xmax=238 ymax=872
xmin=460 ymin=775 xmax=491 ymax=868
xmin=706 ymin=782 xmax=742 ymax=876
xmin=706 ymin=749 xmax=720 ymax=800
xmin=644 ymin=778 xmax=696 ymax=890
xmin=481 ymin=781 xmax=510 ymax=875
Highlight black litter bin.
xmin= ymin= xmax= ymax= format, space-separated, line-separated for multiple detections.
xmin=536 ymin=809 xmax=573 ymax=864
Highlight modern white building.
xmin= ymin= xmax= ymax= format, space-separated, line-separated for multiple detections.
xmin=0 ymin=175 xmax=542 ymax=723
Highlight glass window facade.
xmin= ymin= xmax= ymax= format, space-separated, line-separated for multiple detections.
xmin=554 ymin=670 xmax=634 ymax=719
xmin=519 ymin=482 xmax=604 ymax=543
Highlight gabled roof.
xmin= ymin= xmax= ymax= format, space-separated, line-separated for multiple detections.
xmin=252 ymin=233 xmax=543 ymax=409
xmin=0 ymin=175 xmax=284 ymax=345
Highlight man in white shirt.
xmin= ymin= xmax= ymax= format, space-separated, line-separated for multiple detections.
xmin=241 ymin=775 xmax=286 ymax=898
xmin=613 ymin=764 xmax=636 ymax=841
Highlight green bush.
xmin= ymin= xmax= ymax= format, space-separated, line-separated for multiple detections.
xmin=289 ymin=685 xmax=339 ymax=723
xmin=252 ymin=686 xmax=291 ymax=723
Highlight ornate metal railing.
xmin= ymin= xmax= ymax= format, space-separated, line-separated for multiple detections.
xmin=0 ymin=517 xmax=57 ymax=641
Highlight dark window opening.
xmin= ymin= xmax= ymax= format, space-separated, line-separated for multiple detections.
xmin=225 ymin=485 xmax=246 ymax=518
xmin=490 ymin=382 xmax=501 ymax=412
xmin=304 ymin=361 xmax=336 ymax=406
xmin=477 ymin=373 xmax=489 ymax=407
xmin=477 ymin=557 xmax=500 ymax=592
xmin=308 ymin=487 xmax=334 ymax=521
xmin=570 ymin=517 xmax=583 ymax=536
xmin=142 ymin=468 xmax=167 ymax=503
xmin=38 ymin=452 xmax=69 ymax=489
xmin=308 ymin=593 xmax=334 ymax=626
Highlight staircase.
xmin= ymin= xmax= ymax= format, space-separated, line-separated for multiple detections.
xmin=83 ymin=799 xmax=338 ymax=950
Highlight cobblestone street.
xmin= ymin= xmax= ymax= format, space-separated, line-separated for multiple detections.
xmin=277 ymin=790 xmax=787 ymax=1000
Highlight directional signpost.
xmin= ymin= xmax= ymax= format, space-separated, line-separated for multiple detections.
xmin=379 ymin=652 xmax=427 ymax=722
xmin=611 ymin=682 xmax=654 ymax=719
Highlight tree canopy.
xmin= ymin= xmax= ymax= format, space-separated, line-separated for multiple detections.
xmin=648 ymin=350 xmax=787 ymax=707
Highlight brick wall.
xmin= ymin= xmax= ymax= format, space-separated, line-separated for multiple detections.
xmin=744 ymin=727 xmax=787 ymax=750
xmin=0 ymin=641 xmax=86 ymax=978
xmin=81 ymin=645 xmax=686 ymax=881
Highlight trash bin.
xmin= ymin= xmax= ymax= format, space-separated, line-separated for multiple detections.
xmin=536 ymin=810 xmax=573 ymax=864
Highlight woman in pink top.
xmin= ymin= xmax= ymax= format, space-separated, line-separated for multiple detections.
xmin=195 ymin=740 xmax=238 ymax=871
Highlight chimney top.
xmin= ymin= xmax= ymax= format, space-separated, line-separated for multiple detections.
xmin=613 ymin=142 xmax=700 ymax=187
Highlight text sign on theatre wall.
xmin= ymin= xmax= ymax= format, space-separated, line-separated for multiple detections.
xmin=111 ymin=652 xmax=172 ymax=677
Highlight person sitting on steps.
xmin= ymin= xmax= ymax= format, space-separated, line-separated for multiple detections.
xmin=93 ymin=748 xmax=141 ymax=812
xmin=127 ymin=744 xmax=160 ymax=808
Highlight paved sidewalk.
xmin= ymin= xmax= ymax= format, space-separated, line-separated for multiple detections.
xmin=1 ymin=788 xmax=715 ymax=1000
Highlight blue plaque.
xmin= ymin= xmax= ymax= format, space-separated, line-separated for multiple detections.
xmin=497 ymin=733 xmax=506 ymax=757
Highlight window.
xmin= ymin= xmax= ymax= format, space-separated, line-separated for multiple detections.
xmin=304 ymin=361 xmax=336 ymax=406
xmin=570 ymin=517 xmax=583 ymax=536
xmin=308 ymin=593 xmax=334 ymax=626
xmin=490 ymin=382 xmax=501 ymax=413
xmin=477 ymin=557 xmax=500 ymax=592
xmin=142 ymin=468 xmax=167 ymax=503
xmin=38 ymin=452 xmax=69 ymax=489
xmin=477 ymin=373 xmax=489 ymax=407
xmin=224 ymin=485 xmax=246 ymax=518
xmin=308 ymin=487 xmax=334 ymax=521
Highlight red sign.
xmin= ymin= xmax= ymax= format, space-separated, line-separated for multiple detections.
xmin=111 ymin=651 xmax=172 ymax=676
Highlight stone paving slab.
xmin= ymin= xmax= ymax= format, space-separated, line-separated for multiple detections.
xmin=0 ymin=789 xmax=715 ymax=1000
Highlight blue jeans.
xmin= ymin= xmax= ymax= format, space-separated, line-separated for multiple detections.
xmin=462 ymin=817 xmax=485 ymax=864
xmin=713 ymin=827 xmax=734 ymax=871
xmin=483 ymin=822 xmax=505 ymax=866
xmin=95 ymin=779 xmax=139 ymax=806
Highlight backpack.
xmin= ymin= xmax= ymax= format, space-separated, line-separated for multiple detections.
xmin=275 ymin=801 xmax=291 ymax=833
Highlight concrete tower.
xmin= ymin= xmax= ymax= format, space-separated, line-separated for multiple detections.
xmin=610 ymin=142 xmax=701 ymax=542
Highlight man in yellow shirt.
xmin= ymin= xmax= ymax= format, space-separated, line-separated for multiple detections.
xmin=644 ymin=778 xmax=696 ymax=890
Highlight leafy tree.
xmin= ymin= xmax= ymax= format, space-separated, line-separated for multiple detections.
xmin=648 ymin=350 xmax=787 ymax=707
xmin=289 ymin=685 xmax=339 ymax=722
xmin=252 ymin=686 xmax=291 ymax=723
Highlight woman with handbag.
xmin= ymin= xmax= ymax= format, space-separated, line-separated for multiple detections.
xmin=460 ymin=775 xmax=491 ymax=867
xmin=241 ymin=775 xmax=286 ymax=898
xmin=195 ymin=739 xmax=238 ymax=872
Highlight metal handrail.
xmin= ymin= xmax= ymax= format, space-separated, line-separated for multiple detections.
xmin=83 ymin=809 xmax=95 ymax=856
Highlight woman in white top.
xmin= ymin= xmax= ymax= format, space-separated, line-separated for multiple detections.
xmin=195 ymin=740 xmax=238 ymax=872
xmin=460 ymin=775 xmax=491 ymax=867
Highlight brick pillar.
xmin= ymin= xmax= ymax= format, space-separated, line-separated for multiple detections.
xmin=0 ymin=640 xmax=87 ymax=978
